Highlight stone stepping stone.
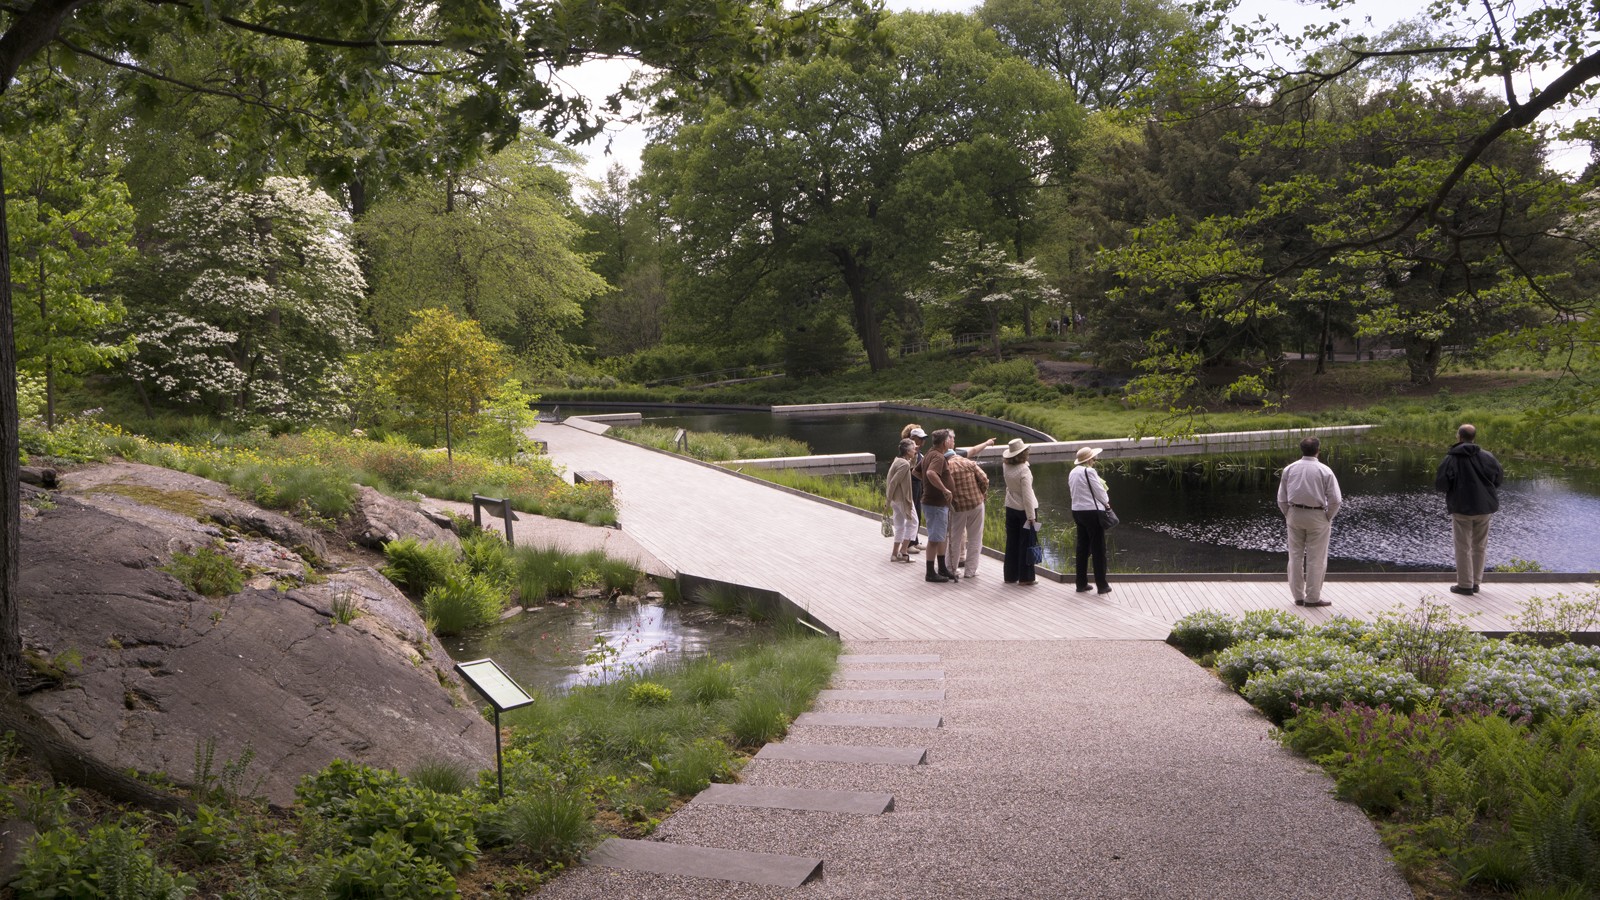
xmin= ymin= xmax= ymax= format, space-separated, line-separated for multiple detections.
xmin=795 ymin=711 xmax=943 ymax=728
xmin=819 ymin=688 xmax=945 ymax=701
xmin=757 ymin=742 xmax=928 ymax=766
xmin=586 ymin=838 xmax=822 ymax=887
xmin=696 ymin=783 xmax=894 ymax=815
xmin=835 ymin=668 xmax=944 ymax=681
xmin=838 ymin=653 xmax=940 ymax=664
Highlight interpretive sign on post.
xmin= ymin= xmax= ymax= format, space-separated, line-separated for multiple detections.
xmin=471 ymin=494 xmax=520 ymax=543
xmin=455 ymin=658 xmax=534 ymax=798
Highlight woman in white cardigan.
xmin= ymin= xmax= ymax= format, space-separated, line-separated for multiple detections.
xmin=1001 ymin=439 xmax=1039 ymax=585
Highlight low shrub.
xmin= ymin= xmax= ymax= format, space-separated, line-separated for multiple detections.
xmin=461 ymin=530 xmax=516 ymax=589
xmin=423 ymin=573 xmax=506 ymax=636
xmin=163 ymin=545 xmax=246 ymax=597
xmin=480 ymin=789 xmax=594 ymax=866
xmin=12 ymin=821 xmax=198 ymax=899
xmin=1242 ymin=663 xmax=1435 ymax=724
xmin=1215 ymin=636 xmax=1378 ymax=691
xmin=407 ymin=758 xmax=476 ymax=796
xmin=307 ymin=830 xmax=457 ymax=899
xmin=627 ymin=682 xmax=673 ymax=706
xmin=1168 ymin=609 xmax=1239 ymax=655
xmin=650 ymin=738 xmax=740 ymax=795
xmin=381 ymin=538 xmax=462 ymax=596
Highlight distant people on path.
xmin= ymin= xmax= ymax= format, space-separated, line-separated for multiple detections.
xmin=946 ymin=449 xmax=990 ymax=581
xmin=900 ymin=424 xmax=927 ymax=554
xmin=886 ymin=438 xmax=919 ymax=563
xmin=1276 ymin=436 xmax=1342 ymax=608
xmin=917 ymin=428 xmax=958 ymax=582
xmin=1435 ymin=423 xmax=1504 ymax=595
xmin=1069 ymin=447 xmax=1113 ymax=595
xmin=1001 ymin=439 xmax=1039 ymax=586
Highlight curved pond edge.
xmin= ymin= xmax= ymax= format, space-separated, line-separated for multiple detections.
xmin=544 ymin=398 xmax=1053 ymax=441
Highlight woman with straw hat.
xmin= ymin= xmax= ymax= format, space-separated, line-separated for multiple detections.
xmin=1001 ymin=439 xmax=1039 ymax=585
xmin=1069 ymin=446 xmax=1113 ymax=594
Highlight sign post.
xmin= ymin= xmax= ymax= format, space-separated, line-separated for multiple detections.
xmin=454 ymin=658 xmax=534 ymax=799
xmin=471 ymin=494 xmax=520 ymax=543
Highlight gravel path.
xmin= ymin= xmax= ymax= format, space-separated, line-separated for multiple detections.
xmin=535 ymin=640 xmax=1408 ymax=899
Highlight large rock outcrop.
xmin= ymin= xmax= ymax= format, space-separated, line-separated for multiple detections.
xmin=19 ymin=465 xmax=494 ymax=805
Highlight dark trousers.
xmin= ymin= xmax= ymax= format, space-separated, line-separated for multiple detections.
xmin=1073 ymin=509 xmax=1109 ymax=591
xmin=1003 ymin=506 xmax=1037 ymax=583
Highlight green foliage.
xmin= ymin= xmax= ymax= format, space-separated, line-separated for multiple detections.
xmin=512 ymin=545 xmax=633 ymax=602
xmin=296 ymin=761 xmax=478 ymax=874
xmin=1168 ymin=608 xmax=1305 ymax=656
xmin=968 ymin=357 xmax=1039 ymax=389
xmin=423 ymin=572 xmax=506 ymax=636
xmin=307 ymin=831 xmax=456 ymax=900
xmin=406 ymin=758 xmax=475 ymax=797
xmin=627 ymin=682 xmax=673 ymax=707
xmin=479 ymin=789 xmax=593 ymax=866
xmin=460 ymin=529 xmax=517 ymax=590
xmin=12 ymin=821 xmax=197 ymax=899
xmin=388 ymin=308 xmax=510 ymax=458
xmin=782 ymin=313 xmax=858 ymax=378
xmin=380 ymin=538 xmax=462 ymax=597
xmin=649 ymin=739 xmax=739 ymax=795
xmin=728 ymin=692 xmax=789 ymax=748
xmin=471 ymin=379 xmax=542 ymax=464
xmin=616 ymin=424 xmax=810 ymax=462
xmin=5 ymin=782 xmax=76 ymax=832
xmin=679 ymin=659 xmax=738 ymax=704
xmin=1215 ymin=636 xmax=1376 ymax=691
xmin=170 ymin=805 xmax=234 ymax=865
xmin=163 ymin=545 xmax=245 ymax=597
xmin=1510 ymin=591 xmax=1600 ymax=647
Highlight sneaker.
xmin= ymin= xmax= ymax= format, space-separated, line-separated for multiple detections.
xmin=963 ymin=571 xmax=979 ymax=580
xmin=1449 ymin=585 xmax=1475 ymax=595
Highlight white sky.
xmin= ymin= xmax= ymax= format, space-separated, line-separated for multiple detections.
xmin=562 ymin=0 xmax=1592 ymax=190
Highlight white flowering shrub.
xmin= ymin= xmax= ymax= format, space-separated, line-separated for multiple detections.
xmin=1243 ymin=663 xmax=1436 ymax=723
xmin=127 ymin=177 xmax=368 ymax=422
xmin=1440 ymin=642 xmax=1600 ymax=721
xmin=1216 ymin=636 xmax=1379 ymax=690
xmin=1168 ymin=609 xmax=1239 ymax=655
xmin=1235 ymin=608 xmax=1308 ymax=642
xmin=1310 ymin=616 xmax=1379 ymax=647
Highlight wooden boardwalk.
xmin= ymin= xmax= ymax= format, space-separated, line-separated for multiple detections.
xmin=540 ymin=422 xmax=1593 ymax=640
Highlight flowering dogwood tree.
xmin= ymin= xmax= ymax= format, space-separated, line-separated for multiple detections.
xmin=127 ymin=177 xmax=367 ymax=422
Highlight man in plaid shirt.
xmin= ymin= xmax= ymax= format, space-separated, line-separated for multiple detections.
xmin=946 ymin=451 xmax=990 ymax=581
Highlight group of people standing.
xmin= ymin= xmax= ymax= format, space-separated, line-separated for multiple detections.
xmin=1276 ymin=423 xmax=1504 ymax=606
xmin=885 ymin=423 xmax=1116 ymax=593
xmin=888 ymin=421 xmax=1505 ymax=606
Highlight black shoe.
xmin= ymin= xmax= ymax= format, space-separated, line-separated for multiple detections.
xmin=1076 ymin=586 xmax=1092 ymax=593
xmin=1302 ymin=599 xmax=1331 ymax=607
xmin=926 ymin=572 xmax=951 ymax=583
xmin=1097 ymin=587 xmax=1113 ymax=595
xmin=1294 ymin=599 xmax=1306 ymax=606
xmin=1449 ymin=585 xmax=1475 ymax=595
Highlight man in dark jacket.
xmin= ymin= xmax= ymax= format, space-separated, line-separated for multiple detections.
xmin=1435 ymin=423 xmax=1504 ymax=595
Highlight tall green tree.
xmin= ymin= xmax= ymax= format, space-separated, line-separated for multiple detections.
xmin=4 ymin=109 xmax=134 ymax=428
xmin=643 ymin=11 xmax=1082 ymax=370
xmin=979 ymin=0 xmax=1204 ymax=109
xmin=360 ymin=137 xmax=606 ymax=371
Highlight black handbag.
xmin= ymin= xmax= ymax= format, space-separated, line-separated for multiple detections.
xmin=1080 ymin=467 xmax=1119 ymax=530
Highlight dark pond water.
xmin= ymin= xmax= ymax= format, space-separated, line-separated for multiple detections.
xmin=445 ymin=600 xmax=761 ymax=696
xmin=561 ymin=406 xmax=1600 ymax=574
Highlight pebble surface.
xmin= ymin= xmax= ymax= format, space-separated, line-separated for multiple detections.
xmin=533 ymin=640 xmax=1411 ymax=900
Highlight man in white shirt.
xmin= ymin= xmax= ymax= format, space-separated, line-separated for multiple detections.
xmin=1275 ymin=437 xmax=1342 ymax=608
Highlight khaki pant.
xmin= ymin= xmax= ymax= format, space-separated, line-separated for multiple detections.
xmin=1286 ymin=506 xmax=1333 ymax=604
xmin=949 ymin=505 xmax=987 ymax=576
xmin=1451 ymin=513 xmax=1493 ymax=588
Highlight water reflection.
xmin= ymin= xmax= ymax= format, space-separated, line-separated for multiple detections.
xmin=447 ymin=601 xmax=760 ymax=695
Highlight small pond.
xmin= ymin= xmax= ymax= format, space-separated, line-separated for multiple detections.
xmin=445 ymin=599 xmax=762 ymax=697
xmin=557 ymin=405 xmax=1600 ymax=574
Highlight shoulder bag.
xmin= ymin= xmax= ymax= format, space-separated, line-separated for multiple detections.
xmin=1080 ymin=467 xmax=1119 ymax=530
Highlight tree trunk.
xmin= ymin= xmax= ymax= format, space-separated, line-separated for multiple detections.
xmin=1 ymin=139 xmax=24 ymax=691
xmin=1315 ymin=296 xmax=1331 ymax=376
xmin=1404 ymin=333 xmax=1441 ymax=385
xmin=835 ymin=253 xmax=889 ymax=372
